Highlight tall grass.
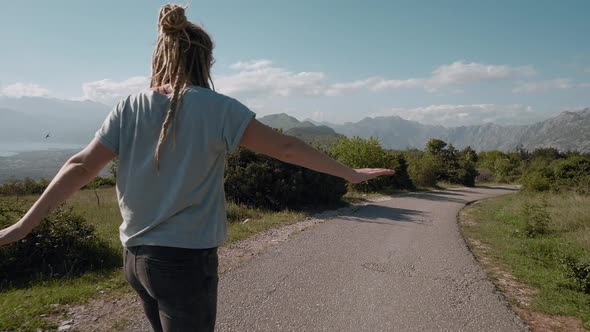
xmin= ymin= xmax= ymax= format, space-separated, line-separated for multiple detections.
xmin=462 ymin=191 xmax=590 ymax=328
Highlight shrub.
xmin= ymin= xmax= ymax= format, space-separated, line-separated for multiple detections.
xmin=476 ymin=168 xmax=495 ymax=183
xmin=0 ymin=202 xmax=119 ymax=288
xmin=0 ymin=175 xmax=116 ymax=198
xmin=521 ymin=156 xmax=590 ymax=194
xmin=552 ymin=156 xmax=590 ymax=193
xmin=407 ymin=153 xmax=439 ymax=187
xmin=225 ymin=148 xmax=347 ymax=210
xmin=521 ymin=171 xmax=552 ymax=192
xmin=521 ymin=201 xmax=551 ymax=237
xmin=330 ymin=137 xmax=413 ymax=192
xmin=422 ymin=139 xmax=478 ymax=186
xmin=0 ymin=178 xmax=50 ymax=197
xmin=456 ymin=147 xmax=479 ymax=187
xmin=384 ymin=151 xmax=414 ymax=190
xmin=561 ymin=256 xmax=590 ymax=294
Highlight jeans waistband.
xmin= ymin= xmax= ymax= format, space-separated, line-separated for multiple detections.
xmin=126 ymin=245 xmax=217 ymax=259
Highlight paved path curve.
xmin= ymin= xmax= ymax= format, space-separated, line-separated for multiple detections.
xmin=216 ymin=187 xmax=528 ymax=332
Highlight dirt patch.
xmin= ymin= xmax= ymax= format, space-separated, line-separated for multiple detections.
xmin=48 ymin=293 xmax=145 ymax=332
xmin=459 ymin=207 xmax=588 ymax=332
xmin=513 ymin=307 xmax=588 ymax=332
xmin=45 ymin=200 xmax=381 ymax=331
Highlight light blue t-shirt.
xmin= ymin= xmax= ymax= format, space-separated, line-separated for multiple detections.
xmin=95 ymin=86 xmax=255 ymax=249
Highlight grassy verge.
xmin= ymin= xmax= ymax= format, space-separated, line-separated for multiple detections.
xmin=0 ymin=187 xmax=352 ymax=331
xmin=460 ymin=191 xmax=590 ymax=329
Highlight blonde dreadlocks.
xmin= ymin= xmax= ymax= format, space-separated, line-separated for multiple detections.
xmin=150 ymin=4 xmax=215 ymax=170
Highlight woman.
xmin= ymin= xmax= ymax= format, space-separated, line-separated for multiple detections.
xmin=0 ymin=4 xmax=393 ymax=331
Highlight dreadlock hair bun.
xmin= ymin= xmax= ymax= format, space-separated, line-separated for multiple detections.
xmin=151 ymin=3 xmax=215 ymax=171
xmin=158 ymin=4 xmax=188 ymax=35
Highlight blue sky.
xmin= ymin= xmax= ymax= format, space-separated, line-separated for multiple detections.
xmin=1 ymin=0 xmax=589 ymax=125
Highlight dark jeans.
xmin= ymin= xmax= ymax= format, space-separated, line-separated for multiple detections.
xmin=124 ymin=245 xmax=219 ymax=332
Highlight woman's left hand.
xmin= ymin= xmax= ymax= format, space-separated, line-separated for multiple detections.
xmin=0 ymin=221 xmax=29 ymax=246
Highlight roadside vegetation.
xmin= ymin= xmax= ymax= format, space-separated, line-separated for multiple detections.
xmin=3 ymin=135 xmax=588 ymax=330
xmin=461 ymin=147 xmax=590 ymax=329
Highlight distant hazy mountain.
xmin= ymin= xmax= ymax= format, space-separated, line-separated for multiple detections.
xmin=284 ymin=126 xmax=344 ymax=148
xmin=0 ymin=97 xmax=110 ymax=144
xmin=261 ymin=108 xmax=590 ymax=153
xmin=330 ymin=116 xmax=448 ymax=150
xmin=258 ymin=113 xmax=315 ymax=131
xmin=259 ymin=113 xmax=344 ymax=147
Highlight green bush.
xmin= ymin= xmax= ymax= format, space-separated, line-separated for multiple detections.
xmin=0 ymin=202 xmax=119 ymax=288
xmin=330 ymin=137 xmax=413 ymax=192
xmin=0 ymin=178 xmax=50 ymax=197
xmin=561 ymin=256 xmax=590 ymax=294
xmin=0 ymin=176 xmax=116 ymax=198
xmin=421 ymin=139 xmax=478 ymax=186
xmin=521 ymin=171 xmax=552 ymax=192
xmin=552 ymin=156 xmax=590 ymax=193
xmin=384 ymin=151 xmax=414 ymax=190
xmin=224 ymin=148 xmax=347 ymax=210
xmin=476 ymin=168 xmax=495 ymax=183
xmin=407 ymin=153 xmax=439 ymax=187
xmin=521 ymin=201 xmax=551 ymax=237
xmin=456 ymin=147 xmax=479 ymax=186
xmin=521 ymin=156 xmax=590 ymax=194
xmin=477 ymin=150 xmax=523 ymax=183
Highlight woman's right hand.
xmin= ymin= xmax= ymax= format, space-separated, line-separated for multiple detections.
xmin=0 ymin=221 xmax=28 ymax=246
xmin=348 ymin=168 xmax=395 ymax=184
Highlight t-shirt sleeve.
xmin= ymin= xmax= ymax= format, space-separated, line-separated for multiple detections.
xmin=222 ymin=98 xmax=256 ymax=153
xmin=95 ymin=99 xmax=123 ymax=155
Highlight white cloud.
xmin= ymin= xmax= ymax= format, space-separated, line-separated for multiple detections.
xmin=324 ymin=77 xmax=379 ymax=96
xmin=218 ymin=60 xmax=380 ymax=98
xmin=229 ymin=60 xmax=274 ymax=71
xmin=372 ymin=78 xmax=423 ymax=91
xmin=80 ymin=76 xmax=150 ymax=105
xmin=512 ymin=78 xmax=573 ymax=93
xmin=372 ymin=61 xmax=536 ymax=92
xmin=74 ymin=60 xmax=537 ymax=106
xmin=0 ymin=83 xmax=50 ymax=97
xmin=216 ymin=60 xmax=327 ymax=97
xmin=431 ymin=61 xmax=536 ymax=84
xmin=369 ymin=104 xmax=538 ymax=127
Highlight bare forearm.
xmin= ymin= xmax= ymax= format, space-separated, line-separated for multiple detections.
xmin=17 ymin=161 xmax=97 ymax=232
xmin=278 ymin=137 xmax=355 ymax=180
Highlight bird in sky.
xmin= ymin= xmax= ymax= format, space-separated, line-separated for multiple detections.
xmin=45 ymin=133 xmax=50 ymax=139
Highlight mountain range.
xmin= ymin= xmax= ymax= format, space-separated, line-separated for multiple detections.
xmin=259 ymin=108 xmax=590 ymax=153
xmin=0 ymin=96 xmax=588 ymax=153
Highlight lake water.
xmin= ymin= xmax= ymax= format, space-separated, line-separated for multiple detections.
xmin=0 ymin=142 xmax=85 ymax=157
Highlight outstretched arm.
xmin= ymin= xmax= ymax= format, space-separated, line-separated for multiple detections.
xmin=239 ymin=119 xmax=394 ymax=183
xmin=0 ymin=138 xmax=116 ymax=246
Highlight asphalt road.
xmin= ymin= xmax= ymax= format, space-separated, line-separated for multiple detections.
xmin=216 ymin=187 xmax=528 ymax=332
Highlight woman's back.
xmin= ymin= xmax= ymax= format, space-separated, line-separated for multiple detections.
xmin=0 ymin=4 xmax=393 ymax=331
xmin=96 ymin=86 xmax=254 ymax=249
